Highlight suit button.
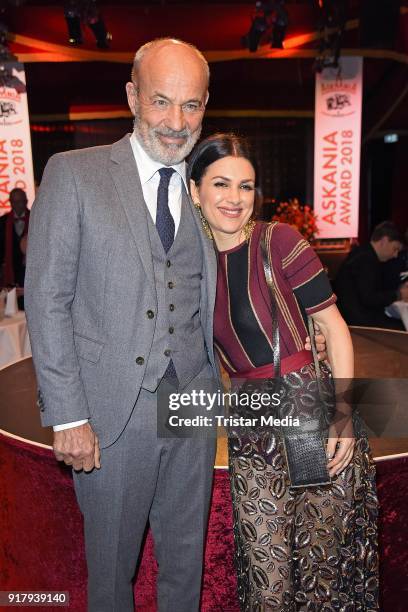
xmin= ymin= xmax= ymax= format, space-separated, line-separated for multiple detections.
xmin=168 ymin=281 xmax=174 ymax=289
xmin=136 ymin=356 xmax=145 ymax=365
xmin=146 ymin=310 xmax=154 ymax=319
xmin=164 ymin=349 xmax=171 ymax=357
xmin=169 ymin=304 xmax=175 ymax=311
xmin=169 ymin=327 xmax=174 ymax=334
xmin=166 ymin=260 xmax=171 ymax=267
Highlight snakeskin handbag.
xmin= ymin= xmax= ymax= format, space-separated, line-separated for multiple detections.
xmin=259 ymin=227 xmax=333 ymax=488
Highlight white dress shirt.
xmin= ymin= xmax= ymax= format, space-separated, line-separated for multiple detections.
xmin=53 ymin=133 xmax=188 ymax=432
xmin=14 ymin=214 xmax=26 ymax=237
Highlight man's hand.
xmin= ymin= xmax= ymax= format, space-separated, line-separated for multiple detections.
xmin=399 ymin=282 xmax=408 ymax=302
xmin=304 ymin=321 xmax=327 ymax=361
xmin=53 ymin=422 xmax=101 ymax=472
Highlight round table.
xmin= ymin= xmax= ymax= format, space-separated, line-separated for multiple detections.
xmin=0 ymin=311 xmax=31 ymax=369
xmin=1 ymin=329 xmax=408 ymax=611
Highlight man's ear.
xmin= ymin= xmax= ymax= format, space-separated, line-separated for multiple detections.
xmin=190 ymin=179 xmax=199 ymax=203
xmin=126 ymin=82 xmax=137 ymax=116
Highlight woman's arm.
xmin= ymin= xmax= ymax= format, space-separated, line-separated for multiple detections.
xmin=310 ymin=303 xmax=355 ymax=477
xmin=311 ymin=303 xmax=353 ymax=378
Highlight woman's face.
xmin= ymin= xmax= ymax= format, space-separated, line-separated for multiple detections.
xmin=190 ymin=156 xmax=256 ymax=242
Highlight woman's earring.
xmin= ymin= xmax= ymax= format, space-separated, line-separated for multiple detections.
xmin=194 ymin=202 xmax=213 ymax=240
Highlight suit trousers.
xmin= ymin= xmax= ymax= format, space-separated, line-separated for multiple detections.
xmin=73 ymin=377 xmax=217 ymax=612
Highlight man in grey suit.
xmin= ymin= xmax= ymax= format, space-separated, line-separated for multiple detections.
xmin=25 ymin=38 xmax=218 ymax=611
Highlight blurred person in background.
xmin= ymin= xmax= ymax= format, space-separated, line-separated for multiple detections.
xmin=334 ymin=221 xmax=408 ymax=330
xmin=0 ymin=188 xmax=30 ymax=288
xmin=382 ymin=227 xmax=408 ymax=293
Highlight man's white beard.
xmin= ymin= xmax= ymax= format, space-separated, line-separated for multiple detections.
xmin=133 ymin=114 xmax=201 ymax=166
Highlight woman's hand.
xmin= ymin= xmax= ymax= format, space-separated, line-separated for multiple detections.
xmin=326 ymin=415 xmax=355 ymax=478
xmin=304 ymin=321 xmax=328 ymax=361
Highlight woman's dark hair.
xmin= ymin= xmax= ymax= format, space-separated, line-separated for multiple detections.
xmin=187 ymin=133 xmax=262 ymax=216
xmin=188 ymin=132 xmax=258 ymax=187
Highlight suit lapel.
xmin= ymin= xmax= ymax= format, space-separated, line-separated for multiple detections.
xmin=109 ymin=135 xmax=155 ymax=287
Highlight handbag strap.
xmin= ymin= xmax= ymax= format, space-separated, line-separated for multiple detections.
xmin=307 ymin=316 xmax=322 ymax=380
xmin=260 ymin=225 xmax=281 ymax=378
xmin=260 ymin=224 xmax=322 ymax=381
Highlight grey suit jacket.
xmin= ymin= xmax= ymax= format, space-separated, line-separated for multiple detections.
xmin=25 ymin=134 xmax=218 ymax=447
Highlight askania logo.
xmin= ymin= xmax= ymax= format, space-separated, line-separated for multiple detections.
xmin=321 ymin=79 xmax=357 ymax=118
xmin=0 ymin=87 xmax=22 ymax=126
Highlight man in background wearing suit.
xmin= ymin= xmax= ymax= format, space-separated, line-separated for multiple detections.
xmin=335 ymin=221 xmax=408 ymax=330
xmin=25 ymin=37 xmax=326 ymax=611
xmin=0 ymin=188 xmax=30 ymax=288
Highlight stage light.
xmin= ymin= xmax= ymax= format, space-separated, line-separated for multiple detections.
xmin=64 ymin=0 xmax=111 ymax=48
xmin=64 ymin=0 xmax=83 ymax=45
xmin=242 ymin=2 xmax=268 ymax=53
xmin=0 ymin=23 xmax=25 ymax=92
xmin=243 ymin=1 xmax=288 ymax=53
xmin=0 ymin=3 xmax=25 ymax=92
xmin=314 ymin=0 xmax=347 ymax=72
xmin=270 ymin=0 xmax=288 ymax=49
xmin=84 ymin=0 xmax=111 ymax=49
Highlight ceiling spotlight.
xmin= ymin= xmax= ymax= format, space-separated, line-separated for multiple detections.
xmin=243 ymin=2 xmax=288 ymax=53
xmin=0 ymin=12 xmax=17 ymax=64
xmin=64 ymin=0 xmax=83 ymax=45
xmin=314 ymin=0 xmax=346 ymax=72
xmin=64 ymin=0 xmax=111 ymax=48
xmin=84 ymin=0 xmax=111 ymax=49
xmin=0 ymin=0 xmax=27 ymax=86
xmin=270 ymin=0 xmax=288 ymax=49
xmin=242 ymin=2 xmax=268 ymax=53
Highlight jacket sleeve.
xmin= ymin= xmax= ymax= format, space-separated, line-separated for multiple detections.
xmin=351 ymin=254 xmax=397 ymax=308
xmin=24 ymin=153 xmax=91 ymax=427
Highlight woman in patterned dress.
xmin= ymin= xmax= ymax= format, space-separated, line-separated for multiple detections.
xmin=188 ymin=133 xmax=379 ymax=611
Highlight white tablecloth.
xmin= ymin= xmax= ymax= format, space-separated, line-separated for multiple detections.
xmin=385 ymin=301 xmax=408 ymax=332
xmin=0 ymin=311 xmax=32 ymax=369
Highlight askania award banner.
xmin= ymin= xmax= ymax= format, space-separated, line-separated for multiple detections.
xmin=313 ymin=57 xmax=363 ymax=238
xmin=0 ymin=62 xmax=35 ymax=217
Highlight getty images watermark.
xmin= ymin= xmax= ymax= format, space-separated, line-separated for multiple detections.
xmin=158 ymin=377 xmax=408 ymax=439
xmin=166 ymin=389 xmax=300 ymax=428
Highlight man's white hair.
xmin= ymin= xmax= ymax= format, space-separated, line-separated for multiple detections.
xmin=130 ymin=37 xmax=210 ymax=85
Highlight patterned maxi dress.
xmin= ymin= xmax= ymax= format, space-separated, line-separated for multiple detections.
xmin=214 ymin=222 xmax=379 ymax=611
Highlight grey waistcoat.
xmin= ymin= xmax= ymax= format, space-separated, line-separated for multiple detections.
xmin=142 ymin=193 xmax=207 ymax=391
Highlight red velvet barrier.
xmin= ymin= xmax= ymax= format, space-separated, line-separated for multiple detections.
xmin=0 ymin=433 xmax=407 ymax=611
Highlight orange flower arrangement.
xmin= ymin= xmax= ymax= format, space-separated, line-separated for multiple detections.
xmin=272 ymin=198 xmax=319 ymax=242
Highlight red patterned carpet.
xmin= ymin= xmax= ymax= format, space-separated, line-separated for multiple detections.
xmin=0 ymin=433 xmax=407 ymax=611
